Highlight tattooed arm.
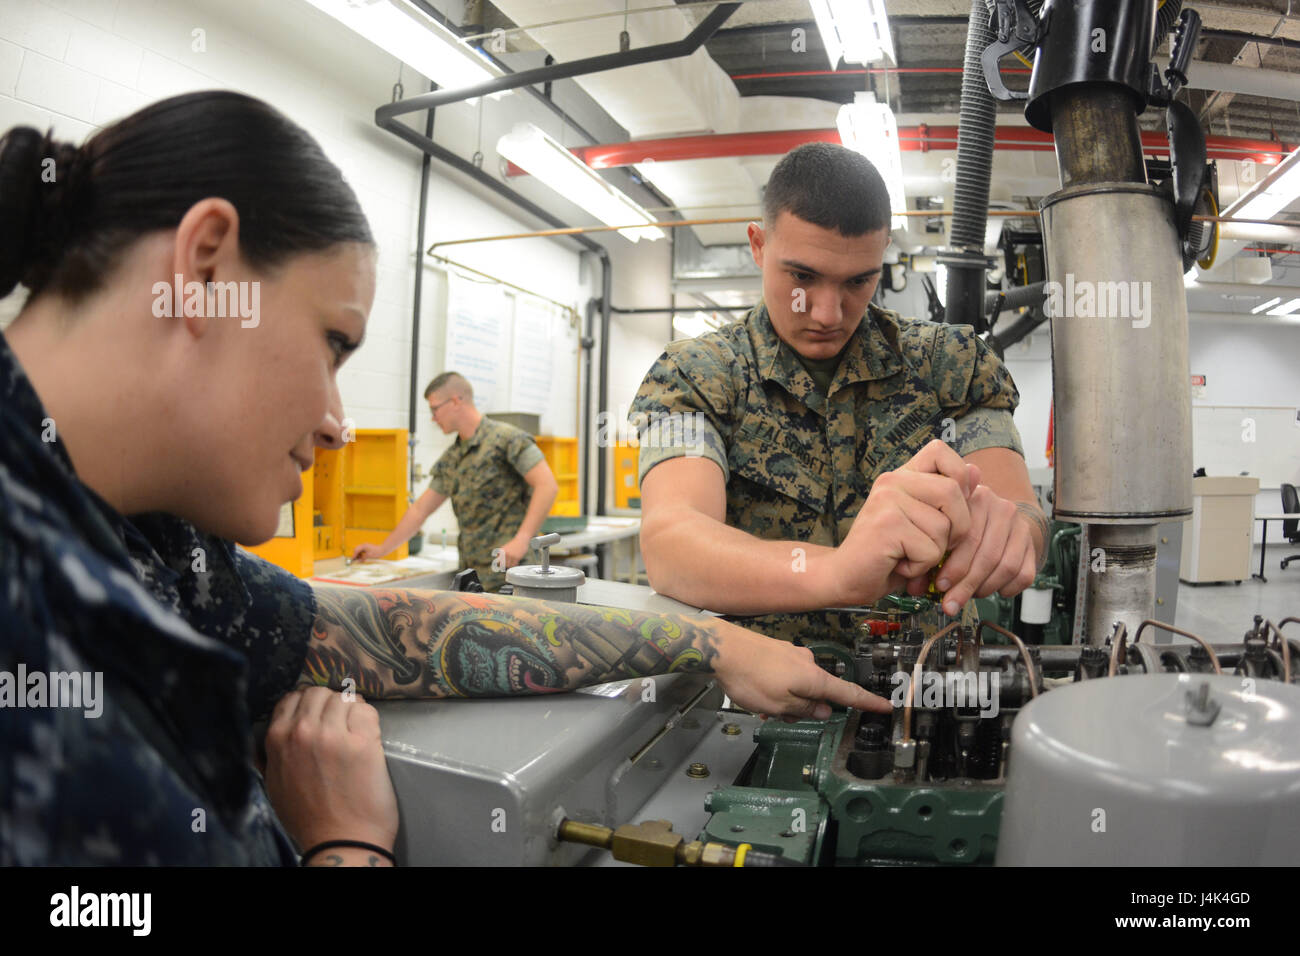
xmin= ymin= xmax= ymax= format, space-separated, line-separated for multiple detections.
xmin=298 ymin=586 xmax=889 ymax=719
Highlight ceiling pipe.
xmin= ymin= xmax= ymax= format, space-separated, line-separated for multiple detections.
xmin=1156 ymin=57 xmax=1300 ymax=101
xmin=504 ymin=127 xmax=1292 ymax=173
xmin=1199 ymin=28 xmax=1300 ymax=48
xmin=1219 ymin=221 xmax=1300 ymax=244
xmin=729 ymin=66 xmax=1028 ymax=80
xmin=728 ymin=60 xmax=1300 ymax=104
xmin=402 ymin=0 xmax=676 ymax=213
xmin=718 ymin=17 xmax=1300 ymax=43
xmin=377 ymin=4 xmax=740 ymax=123
xmin=1185 ymin=281 xmax=1300 ymax=299
xmin=408 ymin=82 xmax=436 ymax=495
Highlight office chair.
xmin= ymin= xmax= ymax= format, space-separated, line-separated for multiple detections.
xmin=1282 ymin=483 xmax=1300 ymax=571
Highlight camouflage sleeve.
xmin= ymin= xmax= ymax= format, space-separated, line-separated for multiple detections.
xmin=901 ymin=320 xmax=1024 ymax=457
xmin=506 ymin=430 xmax=545 ymax=477
xmin=428 ymin=447 xmax=455 ymax=496
xmin=940 ymin=326 xmax=1024 ymax=457
xmin=928 ymin=323 xmax=1021 ymax=414
xmin=949 ymin=406 xmax=1025 ymax=458
xmin=629 ymin=343 xmax=734 ymax=485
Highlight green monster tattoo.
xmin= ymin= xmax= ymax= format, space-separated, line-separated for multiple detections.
xmin=298 ymin=587 xmax=723 ymax=699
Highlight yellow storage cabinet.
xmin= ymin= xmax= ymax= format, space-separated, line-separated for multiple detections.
xmin=536 ymin=435 xmax=580 ymax=516
xmin=613 ymin=440 xmax=640 ymax=510
xmin=244 ymin=428 xmax=408 ymax=576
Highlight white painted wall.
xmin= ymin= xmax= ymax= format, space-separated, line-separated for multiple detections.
xmin=588 ymin=230 xmax=674 ymax=518
xmin=1188 ymin=320 xmax=1299 ymax=408
xmin=1187 ymin=318 xmax=1300 ymax=540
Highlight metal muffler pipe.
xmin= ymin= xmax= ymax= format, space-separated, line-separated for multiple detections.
xmin=1028 ymin=0 xmax=1192 ymax=645
xmin=1042 ymin=184 xmax=1192 ymax=525
xmin=1042 ymin=183 xmax=1191 ymax=643
xmin=1079 ymin=525 xmax=1160 ymax=646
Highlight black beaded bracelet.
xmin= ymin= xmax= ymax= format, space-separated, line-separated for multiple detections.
xmin=299 ymin=839 xmax=397 ymax=867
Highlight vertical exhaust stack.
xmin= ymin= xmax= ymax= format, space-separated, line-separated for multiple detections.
xmin=986 ymin=0 xmax=1194 ymax=643
xmin=1040 ymin=179 xmax=1191 ymax=643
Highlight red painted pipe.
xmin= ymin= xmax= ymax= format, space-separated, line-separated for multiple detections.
xmin=728 ymin=67 xmax=1031 ymax=80
xmin=504 ymin=128 xmax=1293 ymax=176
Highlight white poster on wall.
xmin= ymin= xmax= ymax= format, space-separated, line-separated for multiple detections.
xmin=445 ymin=276 xmax=508 ymax=411
xmin=511 ymin=299 xmax=554 ymax=417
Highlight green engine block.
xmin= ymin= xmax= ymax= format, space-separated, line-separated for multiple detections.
xmin=702 ymin=714 xmax=1004 ymax=866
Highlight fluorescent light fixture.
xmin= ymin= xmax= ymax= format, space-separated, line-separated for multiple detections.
xmin=836 ymin=92 xmax=907 ymax=231
xmin=1252 ymin=296 xmax=1282 ymax=314
xmin=1224 ymin=147 xmax=1300 ymax=221
xmin=304 ymin=0 xmax=502 ymax=94
xmin=497 ymin=123 xmax=665 ymax=242
xmin=810 ymin=0 xmax=895 ymax=68
xmin=1266 ymin=297 xmax=1300 ymax=316
xmin=672 ymin=311 xmax=725 ymax=338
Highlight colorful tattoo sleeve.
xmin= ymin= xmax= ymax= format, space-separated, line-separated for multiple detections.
xmin=296 ymin=587 xmax=722 ymax=699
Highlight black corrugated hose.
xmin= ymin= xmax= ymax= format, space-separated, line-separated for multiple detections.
xmin=942 ymin=0 xmax=1001 ymax=329
xmin=947 ymin=0 xmax=1172 ymax=331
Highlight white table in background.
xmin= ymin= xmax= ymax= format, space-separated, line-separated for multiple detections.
xmin=312 ymin=545 xmax=461 ymax=590
xmin=311 ymin=521 xmax=643 ymax=589
xmin=553 ymin=517 xmax=642 ymax=584
xmin=1253 ymin=513 xmax=1300 ymax=583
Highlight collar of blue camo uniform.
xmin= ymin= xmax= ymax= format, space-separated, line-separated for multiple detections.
xmin=0 ymin=330 xmax=133 ymax=567
xmin=749 ymin=300 xmax=907 ymax=400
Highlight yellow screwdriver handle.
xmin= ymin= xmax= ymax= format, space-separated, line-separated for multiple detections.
xmin=927 ymin=553 xmax=950 ymax=596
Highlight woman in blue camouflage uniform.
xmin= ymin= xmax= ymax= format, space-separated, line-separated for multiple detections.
xmin=0 ymin=93 xmax=891 ymax=868
xmin=0 ymin=91 xmax=395 ymax=865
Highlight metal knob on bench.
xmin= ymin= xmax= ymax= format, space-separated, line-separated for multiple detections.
xmin=506 ymin=532 xmax=586 ymax=602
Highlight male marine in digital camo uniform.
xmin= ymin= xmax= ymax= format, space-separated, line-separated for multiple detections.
xmin=353 ymin=371 xmax=558 ymax=591
xmin=630 ymin=143 xmax=1049 ymax=641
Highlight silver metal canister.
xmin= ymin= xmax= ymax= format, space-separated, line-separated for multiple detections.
xmin=1041 ymin=183 xmax=1192 ymax=524
xmin=997 ymin=674 xmax=1300 ymax=865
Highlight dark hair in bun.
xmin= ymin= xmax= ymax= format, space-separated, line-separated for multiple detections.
xmin=0 ymin=90 xmax=374 ymax=302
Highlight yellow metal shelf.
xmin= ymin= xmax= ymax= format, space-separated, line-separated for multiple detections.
xmin=537 ymin=435 xmax=580 ymax=517
xmin=244 ymin=428 xmax=409 ymax=576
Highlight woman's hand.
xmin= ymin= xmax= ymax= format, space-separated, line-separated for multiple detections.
xmin=708 ymin=619 xmax=892 ymax=720
xmin=263 ymin=686 xmax=399 ymax=864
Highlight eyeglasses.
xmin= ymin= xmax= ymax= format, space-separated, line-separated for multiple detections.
xmin=429 ymin=398 xmax=456 ymax=418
